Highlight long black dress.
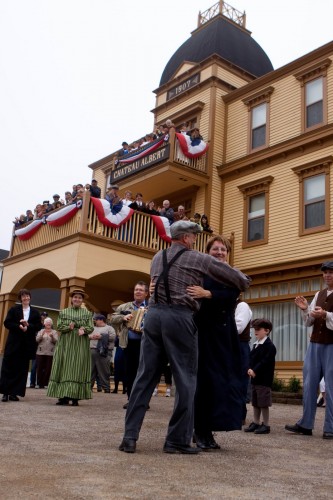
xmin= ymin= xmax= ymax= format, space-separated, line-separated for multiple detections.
xmin=194 ymin=277 xmax=243 ymax=433
xmin=0 ymin=304 xmax=41 ymax=397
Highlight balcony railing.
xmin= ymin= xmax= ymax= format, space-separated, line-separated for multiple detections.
xmin=10 ymin=194 xmax=213 ymax=257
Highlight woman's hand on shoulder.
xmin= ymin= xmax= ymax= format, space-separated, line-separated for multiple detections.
xmin=187 ymin=285 xmax=212 ymax=299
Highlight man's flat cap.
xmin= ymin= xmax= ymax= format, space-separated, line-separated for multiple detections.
xmin=321 ymin=261 xmax=333 ymax=271
xmin=170 ymin=220 xmax=202 ymax=239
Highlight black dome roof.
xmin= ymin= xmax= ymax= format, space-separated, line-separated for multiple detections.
xmin=160 ymin=16 xmax=273 ymax=86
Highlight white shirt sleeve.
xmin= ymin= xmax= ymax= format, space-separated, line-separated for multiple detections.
xmin=301 ymin=290 xmax=333 ymax=330
xmin=235 ymin=302 xmax=253 ymax=334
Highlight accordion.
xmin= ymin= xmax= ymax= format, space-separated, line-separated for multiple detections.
xmin=127 ymin=308 xmax=147 ymax=333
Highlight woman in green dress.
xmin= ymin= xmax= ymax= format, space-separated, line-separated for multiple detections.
xmin=47 ymin=288 xmax=94 ymax=406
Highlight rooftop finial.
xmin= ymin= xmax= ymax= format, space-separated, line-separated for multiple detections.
xmin=198 ymin=1 xmax=246 ymax=28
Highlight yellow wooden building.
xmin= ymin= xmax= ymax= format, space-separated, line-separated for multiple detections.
xmin=1 ymin=1 xmax=333 ymax=381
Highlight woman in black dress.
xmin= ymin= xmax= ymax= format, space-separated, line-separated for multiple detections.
xmin=0 ymin=289 xmax=41 ymax=402
xmin=187 ymin=235 xmax=243 ymax=450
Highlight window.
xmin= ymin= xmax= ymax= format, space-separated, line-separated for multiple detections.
xmin=248 ymin=193 xmax=265 ymax=241
xmin=242 ymin=86 xmax=274 ymax=152
xmin=238 ymin=176 xmax=273 ymax=247
xmin=251 ymin=103 xmax=267 ymax=149
xmin=294 ymin=58 xmax=331 ymax=132
xmin=304 ymin=174 xmax=325 ymax=229
xmin=305 ymin=77 xmax=323 ymax=128
xmin=292 ymin=156 xmax=332 ymax=235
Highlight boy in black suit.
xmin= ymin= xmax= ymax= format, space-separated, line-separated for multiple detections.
xmin=244 ymin=318 xmax=276 ymax=435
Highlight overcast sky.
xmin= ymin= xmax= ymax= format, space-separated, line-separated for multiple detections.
xmin=1 ymin=0 xmax=332 ymax=250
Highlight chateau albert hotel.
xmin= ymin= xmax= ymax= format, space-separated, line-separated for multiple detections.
xmin=1 ymin=1 xmax=333 ymax=381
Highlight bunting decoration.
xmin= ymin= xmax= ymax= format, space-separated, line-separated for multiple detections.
xmin=47 ymin=200 xmax=82 ymax=227
xmin=14 ymin=201 xmax=82 ymax=240
xmin=14 ymin=219 xmax=44 ymax=241
xmin=116 ymin=137 xmax=166 ymax=165
xmin=151 ymin=215 xmax=172 ymax=243
xmin=176 ymin=132 xmax=209 ymax=159
xmin=90 ymin=198 xmax=133 ymax=228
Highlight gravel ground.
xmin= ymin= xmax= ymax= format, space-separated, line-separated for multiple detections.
xmin=0 ymin=389 xmax=331 ymax=499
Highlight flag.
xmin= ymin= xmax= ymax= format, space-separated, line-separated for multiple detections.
xmin=176 ymin=132 xmax=209 ymax=158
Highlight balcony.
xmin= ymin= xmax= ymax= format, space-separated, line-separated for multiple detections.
xmin=9 ymin=192 xmax=213 ymax=259
xmin=89 ymin=127 xmax=209 ymax=202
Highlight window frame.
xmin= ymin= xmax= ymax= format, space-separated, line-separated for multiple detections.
xmin=242 ymin=86 xmax=274 ymax=153
xmin=238 ymin=175 xmax=274 ymax=248
xmin=294 ymin=59 xmax=331 ymax=133
xmin=292 ymin=156 xmax=332 ymax=236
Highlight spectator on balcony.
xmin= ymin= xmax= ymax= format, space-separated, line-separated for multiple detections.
xmin=129 ymin=141 xmax=139 ymax=152
xmin=43 ymin=200 xmax=53 ymax=213
xmin=188 ymin=127 xmax=203 ymax=146
xmin=34 ymin=204 xmax=45 ymax=220
xmin=178 ymin=123 xmax=188 ymax=134
xmin=71 ymin=185 xmax=78 ymax=200
xmin=144 ymin=200 xmax=159 ymax=216
xmin=190 ymin=212 xmax=202 ymax=227
xmin=72 ymin=184 xmax=84 ymax=203
xmin=51 ymin=194 xmax=64 ymax=211
xmin=86 ymin=179 xmax=101 ymax=199
xmin=122 ymin=190 xmax=133 ymax=207
xmin=159 ymin=200 xmax=174 ymax=225
xmin=201 ymin=214 xmax=214 ymax=234
xmin=155 ymin=125 xmax=164 ymax=138
xmin=174 ymin=205 xmax=189 ymax=222
xmin=129 ymin=193 xmax=145 ymax=212
xmin=13 ymin=214 xmax=27 ymax=228
xmin=26 ymin=210 xmax=34 ymax=222
xmin=65 ymin=191 xmax=73 ymax=204
xmin=118 ymin=142 xmax=129 ymax=157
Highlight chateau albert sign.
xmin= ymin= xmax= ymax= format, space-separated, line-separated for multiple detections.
xmin=167 ymin=73 xmax=200 ymax=101
xmin=110 ymin=144 xmax=170 ymax=183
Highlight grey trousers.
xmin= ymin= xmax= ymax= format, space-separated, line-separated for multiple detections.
xmin=298 ymin=342 xmax=333 ymax=433
xmin=124 ymin=305 xmax=198 ymax=445
xmin=91 ymin=349 xmax=111 ymax=390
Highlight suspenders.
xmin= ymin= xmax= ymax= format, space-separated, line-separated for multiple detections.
xmin=154 ymin=248 xmax=188 ymax=304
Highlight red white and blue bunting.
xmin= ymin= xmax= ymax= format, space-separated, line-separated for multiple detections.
xmin=91 ymin=198 xmax=171 ymax=242
xmin=176 ymin=132 xmax=209 ymax=159
xmin=14 ymin=201 xmax=82 ymax=241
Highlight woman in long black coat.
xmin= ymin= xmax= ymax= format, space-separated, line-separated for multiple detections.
xmin=187 ymin=235 xmax=243 ymax=450
xmin=0 ymin=289 xmax=41 ymax=401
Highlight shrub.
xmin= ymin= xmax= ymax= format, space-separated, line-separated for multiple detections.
xmin=272 ymin=376 xmax=284 ymax=392
xmin=286 ymin=376 xmax=302 ymax=393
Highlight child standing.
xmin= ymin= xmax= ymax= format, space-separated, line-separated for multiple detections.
xmin=244 ymin=318 xmax=276 ymax=435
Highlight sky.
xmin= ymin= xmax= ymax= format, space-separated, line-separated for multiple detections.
xmin=1 ymin=0 xmax=332 ymax=250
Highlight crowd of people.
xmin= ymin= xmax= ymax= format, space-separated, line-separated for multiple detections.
xmin=13 ymin=181 xmax=102 ymax=229
xmin=1 ymin=236 xmax=332 ymax=450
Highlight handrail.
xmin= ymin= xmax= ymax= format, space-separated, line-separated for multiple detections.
xmin=198 ymin=1 xmax=245 ymax=28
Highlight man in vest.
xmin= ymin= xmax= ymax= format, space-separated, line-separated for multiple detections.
xmin=285 ymin=261 xmax=333 ymax=439
xmin=118 ymin=220 xmax=251 ymax=454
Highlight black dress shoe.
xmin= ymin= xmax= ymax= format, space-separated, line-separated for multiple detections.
xmin=9 ymin=395 xmax=19 ymax=401
xmin=111 ymin=389 xmax=118 ymax=393
xmin=285 ymin=423 xmax=312 ymax=435
xmin=1 ymin=394 xmax=9 ymax=402
xmin=97 ymin=387 xmax=102 ymax=392
xmin=163 ymin=441 xmax=201 ymax=454
xmin=123 ymin=402 xmax=129 ymax=409
xmin=71 ymin=399 xmax=79 ymax=406
xmin=193 ymin=433 xmax=211 ymax=451
xmin=254 ymin=423 xmax=270 ymax=434
xmin=244 ymin=422 xmax=260 ymax=433
xmin=29 ymin=384 xmax=35 ymax=388
xmin=56 ymin=397 xmax=69 ymax=405
xmin=206 ymin=432 xmax=221 ymax=449
xmin=119 ymin=438 xmax=136 ymax=453
xmin=323 ymin=432 xmax=333 ymax=439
